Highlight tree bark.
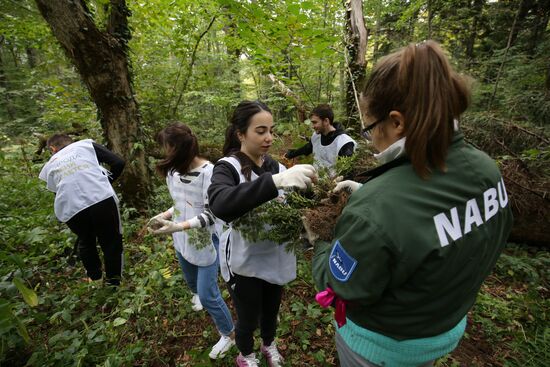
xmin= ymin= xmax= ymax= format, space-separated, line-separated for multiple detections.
xmin=26 ymin=47 xmax=37 ymax=68
xmin=527 ymin=0 xmax=550 ymax=53
xmin=465 ymin=0 xmax=485 ymax=69
xmin=343 ymin=0 xmax=368 ymax=128
xmin=34 ymin=0 xmax=151 ymax=210
xmin=222 ymin=9 xmax=242 ymax=100
xmin=0 ymin=36 xmax=17 ymax=120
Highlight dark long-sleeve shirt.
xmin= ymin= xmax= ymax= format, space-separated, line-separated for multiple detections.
xmin=208 ymin=155 xmax=280 ymax=223
xmin=286 ymin=123 xmax=355 ymax=159
xmin=92 ymin=143 xmax=125 ymax=182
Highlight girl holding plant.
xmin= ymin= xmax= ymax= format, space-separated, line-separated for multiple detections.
xmin=208 ymin=100 xmax=317 ymax=367
xmin=148 ymin=123 xmax=235 ymax=360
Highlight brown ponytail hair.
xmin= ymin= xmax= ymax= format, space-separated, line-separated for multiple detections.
xmin=156 ymin=122 xmax=200 ymax=177
xmin=363 ymin=40 xmax=471 ymax=178
xmin=223 ymin=100 xmax=272 ymax=181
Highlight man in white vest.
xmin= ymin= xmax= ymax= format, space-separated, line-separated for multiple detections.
xmin=285 ymin=104 xmax=357 ymax=171
xmin=39 ymin=134 xmax=125 ymax=286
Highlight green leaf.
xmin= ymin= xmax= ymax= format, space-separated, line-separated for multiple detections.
xmin=14 ymin=315 xmax=31 ymax=344
xmin=0 ymin=299 xmax=14 ymax=332
xmin=0 ymin=298 xmax=30 ymax=343
xmin=113 ymin=317 xmax=127 ymax=326
xmin=8 ymin=253 xmax=25 ymax=270
xmin=13 ymin=277 xmax=39 ymax=307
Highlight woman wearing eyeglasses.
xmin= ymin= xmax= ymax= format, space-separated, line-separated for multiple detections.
xmin=311 ymin=41 xmax=513 ymax=366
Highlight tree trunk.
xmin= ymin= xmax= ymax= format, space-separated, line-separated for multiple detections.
xmin=509 ymin=0 xmax=532 ymax=47
xmin=34 ymin=0 xmax=151 ymax=211
xmin=427 ymin=0 xmax=433 ymax=39
xmin=26 ymin=47 xmax=37 ymax=68
xmin=222 ymin=10 xmax=242 ymax=100
xmin=527 ymin=0 xmax=550 ymax=53
xmin=465 ymin=0 xmax=485 ymax=69
xmin=343 ymin=0 xmax=368 ymax=129
xmin=0 ymin=36 xmax=17 ymax=120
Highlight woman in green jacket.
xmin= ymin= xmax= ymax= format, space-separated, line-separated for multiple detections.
xmin=312 ymin=41 xmax=513 ymax=366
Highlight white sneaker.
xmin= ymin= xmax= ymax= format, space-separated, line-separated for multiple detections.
xmin=236 ymin=352 xmax=260 ymax=367
xmin=191 ymin=293 xmax=203 ymax=311
xmin=208 ymin=334 xmax=235 ymax=359
xmin=261 ymin=341 xmax=284 ymax=367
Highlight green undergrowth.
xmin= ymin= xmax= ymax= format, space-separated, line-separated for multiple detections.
xmin=1 ymin=143 xmax=548 ymax=366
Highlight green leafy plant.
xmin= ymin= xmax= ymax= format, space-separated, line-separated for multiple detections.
xmin=187 ymin=227 xmax=213 ymax=250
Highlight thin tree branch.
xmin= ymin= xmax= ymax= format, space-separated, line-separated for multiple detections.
xmin=507 ymin=177 xmax=549 ymax=201
xmin=342 ymin=49 xmax=364 ymax=128
xmin=267 ymin=73 xmax=307 ymax=122
xmin=171 ymin=16 xmax=217 ymax=118
xmin=488 ymin=0 xmax=523 ymax=110
xmin=285 ymin=54 xmax=315 ymax=107
xmin=489 ymin=115 xmax=550 ymax=144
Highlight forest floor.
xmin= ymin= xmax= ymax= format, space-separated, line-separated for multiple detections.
xmin=1 ymin=144 xmax=549 ymax=366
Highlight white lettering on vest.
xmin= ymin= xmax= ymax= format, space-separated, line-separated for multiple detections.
xmin=497 ymin=179 xmax=509 ymax=208
xmin=434 ymin=207 xmax=461 ymax=247
xmin=433 ymin=179 xmax=509 ymax=247
xmin=464 ymin=198 xmax=483 ymax=234
xmin=483 ymin=188 xmax=499 ymax=221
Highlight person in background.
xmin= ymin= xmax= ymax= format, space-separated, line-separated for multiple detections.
xmin=285 ymin=104 xmax=356 ymax=170
xmin=310 ymin=41 xmax=513 ymax=367
xmin=208 ymin=100 xmax=316 ymax=367
xmin=39 ymin=134 xmax=125 ymax=286
xmin=147 ymin=123 xmax=235 ymax=359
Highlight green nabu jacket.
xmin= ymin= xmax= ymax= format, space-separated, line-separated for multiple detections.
xmin=313 ymin=132 xmax=513 ymax=340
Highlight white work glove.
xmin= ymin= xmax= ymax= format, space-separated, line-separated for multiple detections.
xmin=150 ymin=218 xmax=189 ymax=235
xmin=333 ymin=179 xmax=362 ymax=194
xmin=147 ymin=210 xmax=172 ymax=230
xmin=272 ymin=164 xmax=317 ymax=190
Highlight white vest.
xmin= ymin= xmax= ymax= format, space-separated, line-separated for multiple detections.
xmin=166 ymin=163 xmax=219 ymax=267
xmin=39 ymin=139 xmax=116 ymax=222
xmin=311 ymin=132 xmax=357 ymax=169
xmin=218 ymin=157 xmax=296 ymax=285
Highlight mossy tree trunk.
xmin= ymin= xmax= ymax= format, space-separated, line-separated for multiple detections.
xmin=34 ymin=0 xmax=151 ymax=211
xmin=343 ymin=0 xmax=368 ymax=129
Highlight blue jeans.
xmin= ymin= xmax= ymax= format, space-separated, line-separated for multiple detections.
xmin=176 ymin=234 xmax=234 ymax=336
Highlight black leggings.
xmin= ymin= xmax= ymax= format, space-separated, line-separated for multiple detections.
xmin=66 ymin=197 xmax=123 ymax=285
xmin=228 ymin=274 xmax=283 ymax=355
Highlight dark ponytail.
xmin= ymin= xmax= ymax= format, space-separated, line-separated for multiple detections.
xmin=224 ymin=100 xmax=272 ymax=181
xmin=363 ymin=40 xmax=471 ymax=178
xmin=156 ymin=122 xmax=200 ymax=177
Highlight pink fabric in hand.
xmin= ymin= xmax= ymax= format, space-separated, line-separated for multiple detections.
xmin=315 ymin=287 xmax=347 ymax=328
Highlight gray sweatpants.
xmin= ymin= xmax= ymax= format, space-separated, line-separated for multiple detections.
xmin=335 ymin=332 xmax=434 ymax=367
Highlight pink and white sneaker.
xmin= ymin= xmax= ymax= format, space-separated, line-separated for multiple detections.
xmin=235 ymin=352 xmax=260 ymax=367
xmin=260 ymin=341 xmax=284 ymax=367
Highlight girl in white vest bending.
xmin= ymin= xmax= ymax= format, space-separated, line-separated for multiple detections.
xmin=147 ymin=123 xmax=235 ymax=359
xmin=39 ymin=133 xmax=125 ymax=286
xmin=208 ymin=101 xmax=317 ymax=367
